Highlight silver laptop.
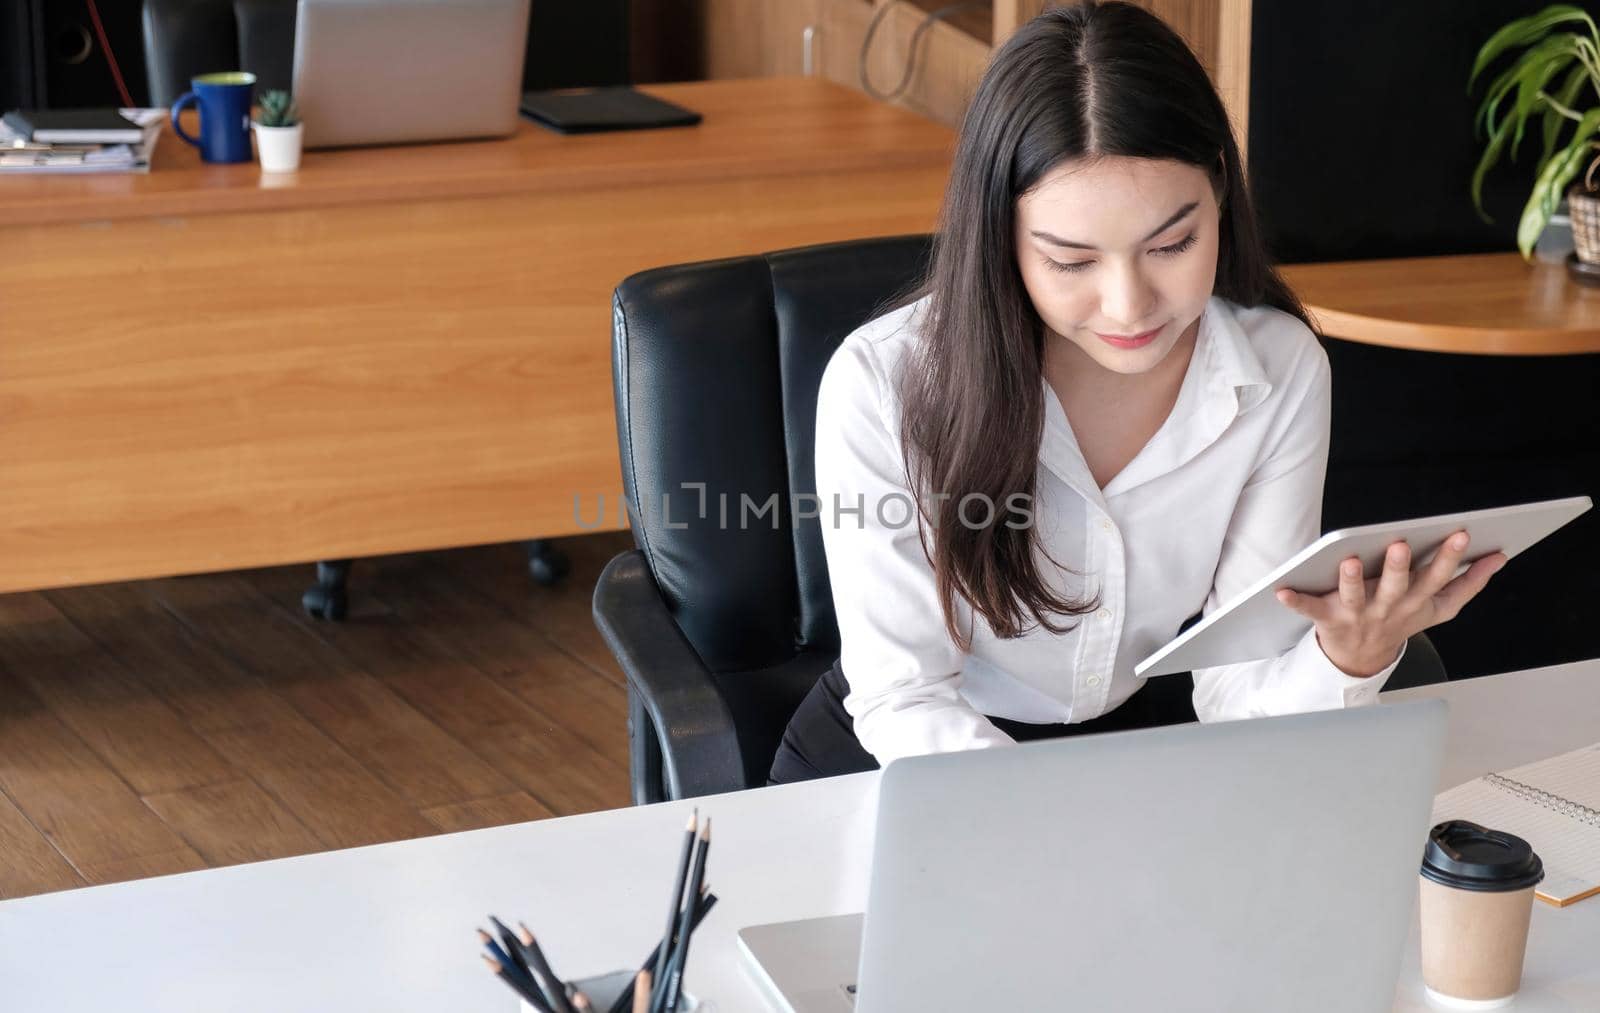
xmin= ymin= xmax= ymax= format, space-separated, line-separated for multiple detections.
xmin=740 ymin=700 xmax=1448 ymax=1012
xmin=291 ymin=0 xmax=530 ymax=149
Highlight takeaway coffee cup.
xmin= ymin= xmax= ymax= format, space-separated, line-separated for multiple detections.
xmin=1419 ymin=820 xmax=1544 ymax=1008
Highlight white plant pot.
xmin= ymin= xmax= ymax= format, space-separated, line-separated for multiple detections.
xmin=252 ymin=122 xmax=302 ymax=173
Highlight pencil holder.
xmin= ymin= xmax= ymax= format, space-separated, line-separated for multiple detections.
xmin=494 ymin=812 xmax=716 ymax=1012
xmin=517 ymin=969 xmax=706 ymax=1012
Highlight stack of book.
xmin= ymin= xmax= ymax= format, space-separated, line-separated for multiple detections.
xmin=0 ymin=107 xmax=164 ymax=174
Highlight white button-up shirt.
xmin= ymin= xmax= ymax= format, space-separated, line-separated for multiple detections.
xmin=814 ymin=294 xmax=1401 ymax=765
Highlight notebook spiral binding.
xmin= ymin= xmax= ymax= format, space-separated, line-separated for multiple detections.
xmin=1485 ymin=772 xmax=1600 ymax=829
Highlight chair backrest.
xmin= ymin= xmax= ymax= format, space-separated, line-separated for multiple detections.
xmin=610 ymin=234 xmax=933 ymax=676
xmin=142 ymin=0 xmax=296 ymax=107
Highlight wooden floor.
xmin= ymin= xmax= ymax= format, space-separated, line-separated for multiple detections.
xmin=0 ymin=531 xmax=635 ymax=901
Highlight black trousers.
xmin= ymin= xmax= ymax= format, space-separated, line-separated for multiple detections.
xmin=768 ymin=659 xmax=1198 ymax=786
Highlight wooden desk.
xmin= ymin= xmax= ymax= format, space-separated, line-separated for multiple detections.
xmin=0 ymin=78 xmax=953 ymax=595
xmin=1281 ymin=252 xmax=1600 ymax=355
xmin=0 ymin=661 xmax=1595 ymax=1011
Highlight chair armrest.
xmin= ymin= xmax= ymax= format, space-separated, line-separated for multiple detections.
xmin=593 ymin=550 xmax=745 ymax=801
xmin=1383 ymin=631 xmax=1448 ymax=692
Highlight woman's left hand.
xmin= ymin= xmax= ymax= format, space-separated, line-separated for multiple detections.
xmin=1274 ymin=531 xmax=1507 ymax=678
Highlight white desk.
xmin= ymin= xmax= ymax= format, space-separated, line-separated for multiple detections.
xmin=1386 ymin=664 xmax=1600 ymax=1012
xmin=0 ymin=661 xmax=1595 ymax=1011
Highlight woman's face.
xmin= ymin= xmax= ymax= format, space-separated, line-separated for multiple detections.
xmin=1014 ymin=155 xmax=1220 ymax=376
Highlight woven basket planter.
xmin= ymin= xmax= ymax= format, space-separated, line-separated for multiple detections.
xmin=1571 ymin=187 xmax=1600 ymax=264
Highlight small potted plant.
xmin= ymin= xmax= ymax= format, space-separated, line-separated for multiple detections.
xmin=1469 ymin=4 xmax=1600 ymax=281
xmin=252 ymin=89 xmax=302 ymax=173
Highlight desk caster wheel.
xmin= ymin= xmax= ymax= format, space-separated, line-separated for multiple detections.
xmin=525 ymin=540 xmax=569 ymax=585
xmin=302 ymin=586 xmax=347 ymax=621
xmin=302 ymin=559 xmax=352 ymax=621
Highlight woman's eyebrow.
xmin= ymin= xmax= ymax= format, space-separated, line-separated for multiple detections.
xmin=1029 ymin=201 xmax=1200 ymax=250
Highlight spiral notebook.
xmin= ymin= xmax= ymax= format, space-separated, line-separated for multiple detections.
xmin=1432 ymin=742 xmax=1600 ymax=906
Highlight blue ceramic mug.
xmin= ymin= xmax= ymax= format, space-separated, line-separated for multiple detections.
xmin=170 ymin=71 xmax=256 ymax=163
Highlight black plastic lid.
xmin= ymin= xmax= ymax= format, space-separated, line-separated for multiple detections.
xmin=1421 ymin=820 xmax=1544 ymax=892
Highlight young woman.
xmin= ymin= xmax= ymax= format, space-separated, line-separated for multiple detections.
xmin=768 ymin=1 xmax=1504 ymax=784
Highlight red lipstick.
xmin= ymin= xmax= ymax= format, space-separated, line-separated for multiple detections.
xmin=1094 ymin=324 xmax=1164 ymax=349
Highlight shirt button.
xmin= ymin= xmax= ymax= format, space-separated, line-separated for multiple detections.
xmin=1097 ymin=607 xmax=1112 ymax=620
xmin=1086 ymin=675 xmax=1102 ymax=687
xmin=1099 ymin=519 xmax=1114 ymax=533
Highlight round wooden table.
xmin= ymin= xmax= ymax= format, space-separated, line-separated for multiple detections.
xmin=1289 ymin=252 xmax=1600 ymax=679
xmin=1281 ymin=252 xmax=1600 ymax=355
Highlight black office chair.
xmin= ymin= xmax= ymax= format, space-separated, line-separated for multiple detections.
xmin=596 ymin=235 xmax=1449 ymax=804
xmin=141 ymin=0 xmax=296 ymax=107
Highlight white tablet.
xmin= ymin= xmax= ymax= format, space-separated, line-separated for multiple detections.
xmin=1134 ymin=496 xmax=1593 ymax=678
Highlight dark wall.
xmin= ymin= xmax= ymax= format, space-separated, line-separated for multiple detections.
xmin=1249 ymin=1 xmax=1600 ymax=677
xmin=0 ymin=0 xmax=43 ymax=110
xmin=629 ymin=0 xmax=698 ymax=84
xmin=524 ymin=0 xmax=631 ymax=90
xmin=0 ymin=0 xmax=152 ymax=110
xmin=1321 ymin=341 xmax=1599 ymax=679
xmin=1249 ymin=0 xmax=1598 ymax=264
xmin=0 ymin=0 xmax=632 ymax=112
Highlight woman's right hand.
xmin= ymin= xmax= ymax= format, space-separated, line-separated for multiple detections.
xmin=1275 ymin=531 xmax=1505 ymax=677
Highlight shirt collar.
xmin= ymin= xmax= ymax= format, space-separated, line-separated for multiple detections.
xmin=1200 ymin=296 xmax=1273 ymax=415
xmin=1039 ymin=297 xmax=1276 ymax=501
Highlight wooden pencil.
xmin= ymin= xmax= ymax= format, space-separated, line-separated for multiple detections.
xmin=491 ymin=915 xmax=533 ymax=976
xmin=515 ymin=922 xmax=576 ymax=1013
xmin=483 ymin=954 xmax=554 ymax=1012
xmin=632 ymin=970 xmax=651 ymax=1013
xmin=477 ymin=928 xmax=517 ymax=971
xmin=605 ymin=892 xmax=718 ymax=1013
xmin=481 ymin=927 xmax=556 ymax=1009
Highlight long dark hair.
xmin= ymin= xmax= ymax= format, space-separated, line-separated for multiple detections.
xmin=900 ymin=1 xmax=1311 ymax=651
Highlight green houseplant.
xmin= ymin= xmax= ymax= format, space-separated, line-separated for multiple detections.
xmin=1469 ymin=4 xmax=1600 ymax=264
xmin=251 ymin=88 xmax=302 ymax=173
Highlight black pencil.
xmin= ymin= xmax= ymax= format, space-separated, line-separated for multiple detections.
xmin=651 ymin=810 xmax=698 ymax=1003
xmin=490 ymin=915 xmax=533 ymax=976
xmin=605 ymin=891 xmax=717 ymax=1013
xmin=649 ymin=820 xmax=705 ymax=1013
xmin=477 ymin=928 xmax=517 ymax=971
xmin=515 ymin=922 xmax=577 ymax=1013
xmin=480 ymin=928 xmax=552 ymax=1008
xmin=483 ymin=954 xmax=554 ymax=1012
xmin=661 ymin=818 xmax=711 ymax=1012
xmin=648 ymin=823 xmax=697 ymax=1013
xmin=496 ymin=916 xmax=565 ymax=1012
